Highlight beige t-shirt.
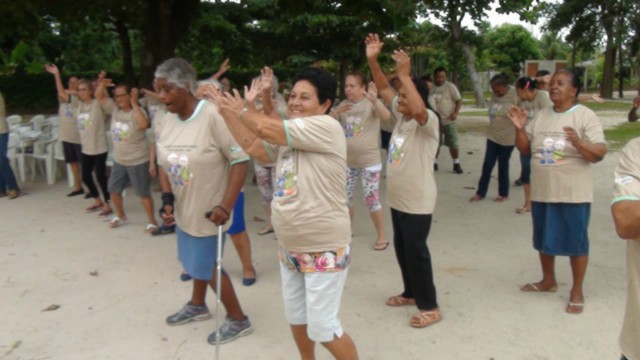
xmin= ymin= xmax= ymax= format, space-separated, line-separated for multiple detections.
xmin=518 ymin=90 xmax=552 ymax=124
xmin=612 ymin=138 xmax=640 ymax=360
xmin=526 ymin=105 xmax=605 ymax=203
xmin=157 ymin=100 xmax=249 ymax=237
xmin=138 ymin=96 xmax=165 ymax=122
xmin=74 ymin=99 xmax=109 ymax=155
xmin=338 ymin=98 xmax=381 ymax=169
xmin=58 ymin=95 xmax=81 ymax=144
xmin=0 ymin=93 xmax=7 ymax=134
xmin=106 ymin=102 xmax=150 ymax=166
xmin=430 ymin=81 xmax=461 ymax=126
xmin=386 ymin=96 xmax=439 ymax=214
xmin=150 ymin=107 xmax=168 ymax=144
xmin=488 ymin=86 xmax=518 ymax=146
xmin=264 ymin=115 xmax=351 ymax=252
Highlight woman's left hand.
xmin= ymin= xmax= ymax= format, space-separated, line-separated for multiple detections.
xmin=130 ymin=87 xmax=139 ymax=105
xmin=563 ymin=126 xmax=581 ymax=147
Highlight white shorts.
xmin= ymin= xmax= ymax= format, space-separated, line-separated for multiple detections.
xmin=280 ymin=263 xmax=348 ymax=342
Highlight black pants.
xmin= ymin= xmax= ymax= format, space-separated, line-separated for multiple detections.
xmin=81 ymin=152 xmax=109 ymax=202
xmin=390 ymin=208 xmax=437 ymax=310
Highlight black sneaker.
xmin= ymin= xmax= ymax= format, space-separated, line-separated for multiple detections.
xmin=514 ymin=179 xmax=524 ymax=186
xmin=67 ymin=189 xmax=85 ymax=197
xmin=453 ymin=164 xmax=463 ymax=174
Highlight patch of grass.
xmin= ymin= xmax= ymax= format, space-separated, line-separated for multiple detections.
xmin=582 ymin=101 xmax=630 ymax=112
xmin=460 ymin=111 xmax=488 ymax=117
xmin=604 ymin=122 xmax=640 ymax=150
xmin=457 ymin=121 xmax=489 ymax=136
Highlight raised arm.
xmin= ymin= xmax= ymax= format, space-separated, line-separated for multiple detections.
xmin=259 ymin=66 xmax=284 ymax=120
xmin=45 ymin=64 xmax=69 ymax=103
xmin=365 ymin=81 xmax=391 ymax=123
xmin=94 ymin=71 xmax=111 ymax=104
xmin=393 ymin=50 xmax=428 ymax=125
xmin=205 ymin=87 xmax=274 ymax=163
xmin=508 ymin=105 xmax=531 ymax=155
xmin=365 ymin=33 xmax=395 ymax=107
xmin=130 ymin=88 xmax=150 ymax=129
xmin=210 ymin=58 xmax=230 ymax=80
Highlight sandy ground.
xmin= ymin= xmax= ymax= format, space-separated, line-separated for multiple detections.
xmin=0 ymin=112 xmax=633 ymax=360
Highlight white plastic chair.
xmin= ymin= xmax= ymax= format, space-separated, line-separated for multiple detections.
xmin=6 ymin=115 xmax=22 ymax=127
xmin=28 ymin=115 xmax=46 ymax=132
xmin=29 ymin=137 xmax=57 ymax=185
xmin=7 ymin=133 xmax=20 ymax=177
xmin=53 ymin=139 xmax=74 ymax=188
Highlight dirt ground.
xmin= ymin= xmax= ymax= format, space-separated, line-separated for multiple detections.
xmin=0 ymin=110 xmax=633 ymax=360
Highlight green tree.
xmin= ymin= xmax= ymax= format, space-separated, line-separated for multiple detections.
xmin=483 ymin=24 xmax=541 ymax=78
xmin=547 ymin=0 xmax=631 ymax=98
xmin=420 ymin=0 xmax=542 ymax=106
xmin=539 ymin=30 xmax=569 ymax=60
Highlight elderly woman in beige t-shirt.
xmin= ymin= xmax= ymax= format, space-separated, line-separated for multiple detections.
xmin=509 ymin=69 xmax=607 ymax=314
xmin=0 ymin=92 xmax=20 ymax=199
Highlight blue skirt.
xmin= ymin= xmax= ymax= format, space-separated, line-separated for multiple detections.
xmin=531 ymin=202 xmax=590 ymax=256
xmin=227 ymin=191 xmax=246 ymax=235
xmin=176 ymin=226 xmax=226 ymax=281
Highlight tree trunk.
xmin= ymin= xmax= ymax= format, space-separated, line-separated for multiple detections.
xmin=114 ymin=19 xmax=135 ymax=86
xmin=450 ymin=19 xmax=484 ymax=107
xmin=618 ymin=39 xmax=624 ymax=99
xmin=139 ymin=0 xmax=200 ymax=87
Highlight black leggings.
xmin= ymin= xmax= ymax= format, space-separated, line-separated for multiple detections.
xmin=390 ymin=208 xmax=437 ymax=310
xmin=81 ymin=152 xmax=109 ymax=203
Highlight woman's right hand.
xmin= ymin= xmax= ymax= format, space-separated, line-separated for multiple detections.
xmin=44 ymin=63 xmax=59 ymax=75
xmin=507 ymin=105 xmax=528 ymax=130
xmin=365 ymin=33 xmax=383 ymax=60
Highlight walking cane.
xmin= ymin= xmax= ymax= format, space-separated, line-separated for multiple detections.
xmin=214 ymin=223 xmax=223 ymax=359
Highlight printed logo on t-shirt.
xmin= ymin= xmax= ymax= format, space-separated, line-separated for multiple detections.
xmin=388 ymin=121 xmax=412 ymax=166
xmin=166 ymin=153 xmax=193 ymax=187
xmin=537 ymin=137 xmax=567 ymax=165
xmin=274 ymin=149 xmax=296 ymax=197
xmin=77 ymin=113 xmax=91 ymax=131
xmin=64 ymin=104 xmax=74 ymax=118
xmin=112 ymin=121 xmax=130 ymax=142
xmin=489 ymin=103 xmax=506 ymax=122
xmin=343 ymin=113 xmax=364 ymax=138
xmin=615 ymin=176 xmax=634 ymax=185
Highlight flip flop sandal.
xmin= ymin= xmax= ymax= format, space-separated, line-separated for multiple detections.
xmin=494 ymin=196 xmax=509 ymax=202
xmin=373 ymin=242 xmax=389 ymax=251
xmin=520 ymin=283 xmax=558 ymax=292
xmin=515 ymin=207 xmax=531 ymax=214
xmin=469 ymin=194 xmax=484 ymax=202
xmin=86 ymin=204 xmax=103 ymax=213
xmin=566 ymin=302 xmax=584 ymax=314
xmin=151 ymin=223 xmax=176 ymax=236
xmin=144 ymin=224 xmax=158 ymax=234
xmin=258 ymin=228 xmax=274 ymax=235
xmin=109 ymin=217 xmax=126 ymax=228
xmin=385 ymin=295 xmax=416 ymax=307
xmin=98 ymin=209 xmax=113 ymax=217
xmin=410 ymin=309 xmax=442 ymax=328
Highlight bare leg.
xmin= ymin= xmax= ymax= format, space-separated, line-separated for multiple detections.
xmin=521 ymin=252 xmax=557 ymax=291
xmin=370 ymin=209 xmax=387 ymax=247
xmin=450 ymin=147 xmax=459 ymax=161
xmin=521 ymin=183 xmax=532 ymax=211
xmin=110 ymin=192 xmax=126 ymax=220
xmin=191 ymin=279 xmax=208 ymax=306
xmin=70 ymin=162 xmax=82 ymax=191
xmin=140 ymin=196 xmax=157 ymax=226
xmin=259 ymin=203 xmax=273 ymax=234
xmin=567 ymin=255 xmax=588 ymax=313
xmin=209 ymin=270 xmax=247 ymax=320
xmin=290 ymin=324 xmax=316 ymax=360
xmin=321 ymin=333 xmax=359 ymax=360
xmin=230 ymin=231 xmax=256 ymax=280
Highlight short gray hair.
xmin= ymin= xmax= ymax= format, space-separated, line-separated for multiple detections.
xmin=154 ymin=58 xmax=197 ymax=93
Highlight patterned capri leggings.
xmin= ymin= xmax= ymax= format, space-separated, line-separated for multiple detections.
xmin=346 ymin=164 xmax=382 ymax=212
xmin=255 ymin=163 xmax=277 ymax=204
